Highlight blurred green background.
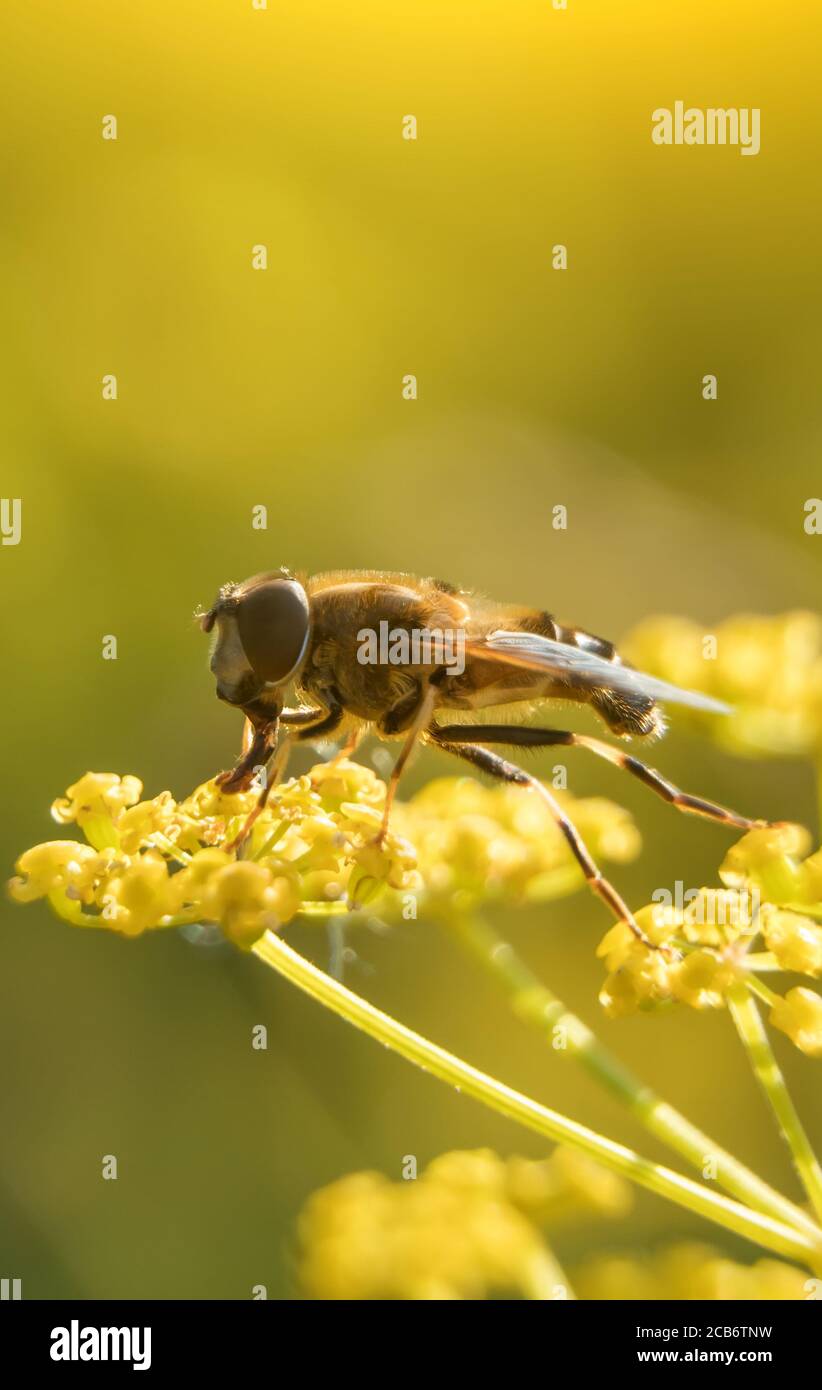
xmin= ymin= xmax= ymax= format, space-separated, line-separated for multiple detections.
xmin=1 ymin=0 xmax=821 ymax=1297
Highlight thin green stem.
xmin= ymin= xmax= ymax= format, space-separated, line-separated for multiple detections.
xmin=782 ymin=903 xmax=822 ymax=921
xmin=250 ymin=819 xmax=288 ymax=862
xmin=253 ymin=930 xmax=822 ymax=1269
xmin=747 ymin=975 xmax=781 ymax=1009
xmin=448 ymin=913 xmax=821 ymax=1244
xmin=743 ymin=953 xmax=782 ymax=972
xmin=728 ymin=982 xmax=822 ymax=1227
xmin=147 ymin=833 xmax=192 ymax=866
xmin=529 ymin=1245 xmax=577 ymax=1301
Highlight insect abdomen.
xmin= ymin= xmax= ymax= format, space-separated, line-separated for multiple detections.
xmin=518 ymin=610 xmax=616 ymax=660
xmin=516 ymin=610 xmax=663 ymax=739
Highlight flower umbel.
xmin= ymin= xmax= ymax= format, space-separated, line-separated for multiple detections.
xmin=8 ymin=764 xmax=637 ymax=948
xmin=393 ymin=774 xmax=639 ymax=912
xmin=622 ymin=610 xmax=822 ymax=758
xmin=8 ymin=763 xmax=419 ymax=948
xmin=572 ymin=1241 xmax=811 ymax=1302
xmin=597 ymin=823 xmax=822 ymax=1057
xmin=297 ymin=1147 xmax=630 ymax=1300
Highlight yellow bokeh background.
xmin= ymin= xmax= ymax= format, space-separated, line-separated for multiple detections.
xmin=1 ymin=1 xmax=821 ymax=1297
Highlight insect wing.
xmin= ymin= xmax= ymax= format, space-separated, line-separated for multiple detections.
xmin=468 ymin=630 xmax=731 ymax=715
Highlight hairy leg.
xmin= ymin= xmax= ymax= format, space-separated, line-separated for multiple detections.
xmin=375 ymin=686 xmax=437 ymax=844
xmin=428 ymin=727 xmax=659 ymax=949
xmin=432 ymin=723 xmax=769 ymax=831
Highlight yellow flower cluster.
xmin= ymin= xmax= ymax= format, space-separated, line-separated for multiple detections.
xmin=299 ymin=1151 xmax=812 ymax=1300
xmin=393 ymin=775 xmax=640 ymax=912
xmin=8 ymin=764 xmax=418 ymax=948
xmin=8 ymin=766 xmax=639 ymax=949
xmin=598 ymin=823 xmax=822 ymax=1056
xmin=297 ymin=1146 xmax=631 ymax=1300
xmin=572 ymin=1241 xmax=811 ymax=1301
xmin=623 ymin=611 xmax=822 ymax=757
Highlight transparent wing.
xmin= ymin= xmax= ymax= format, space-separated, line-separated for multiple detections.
xmin=468 ymin=630 xmax=731 ymax=715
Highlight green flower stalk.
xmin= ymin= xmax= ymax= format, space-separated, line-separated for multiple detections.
xmin=254 ymin=928 xmax=820 ymax=1269
xmin=448 ymin=911 xmax=821 ymax=1243
xmin=727 ymin=983 xmax=822 ymax=1225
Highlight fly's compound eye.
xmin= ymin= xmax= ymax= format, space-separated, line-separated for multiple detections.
xmin=236 ymin=578 xmax=310 ymax=685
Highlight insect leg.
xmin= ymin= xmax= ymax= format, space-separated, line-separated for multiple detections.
xmin=226 ymin=705 xmax=345 ymax=852
xmin=280 ymin=705 xmax=332 ymax=728
xmin=428 ymin=729 xmax=657 ymax=948
xmin=433 ymin=724 xmax=768 ymax=831
xmin=285 ymin=703 xmax=345 ymax=742
xmin=216 ymin=721 xmax=278 ymax=792
xmin=375 ymin=687 xmax=438 ymax=844
xmin=225 ymin=732 xmax=294 ymax=853
xmin=327 ymin=726 xmax=363 ymax=765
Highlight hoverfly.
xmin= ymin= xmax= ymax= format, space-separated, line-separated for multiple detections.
xmin=200 ymin=568 xmax=769 ymax=948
